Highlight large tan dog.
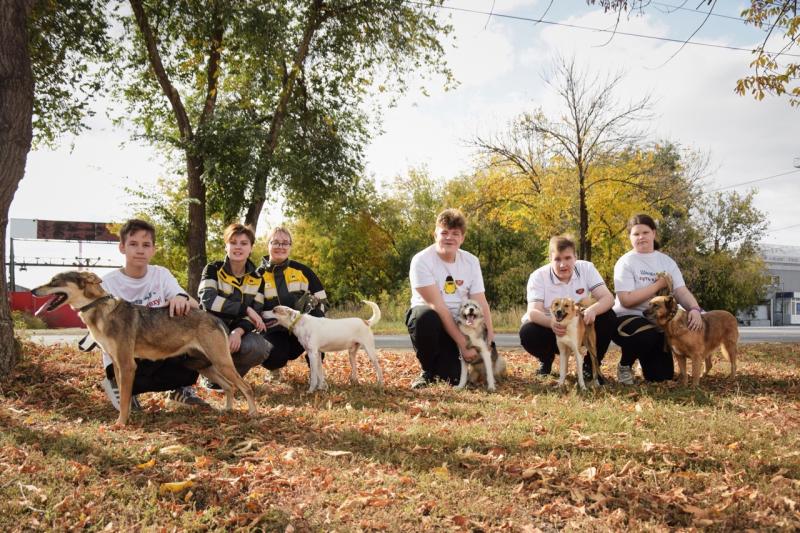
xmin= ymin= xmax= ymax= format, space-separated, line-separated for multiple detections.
xmin=455 ymin=299 xmax=507 ymax=392
xmin=32 ymin=271 xmax=257 ymax=426
xmin=262 ymin=301 xmax=384 ymax=392
xmin=550 ymin=297 xmax=600 ymax=390
xmin=644 ymin=295 xmax=739 ymax=386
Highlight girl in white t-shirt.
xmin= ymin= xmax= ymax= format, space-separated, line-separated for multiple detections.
xmin=406 ymin=209 xmax=494 ymax=388
xmin=611 ymin=214 xmax=704 ymax=384
xmin=519 ymin=235 xmax=616 ymax=382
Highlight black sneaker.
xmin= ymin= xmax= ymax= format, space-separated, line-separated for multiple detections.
xmin=167 ymin=386 xmax=211 ymax=408
xmin=410 ymin=371 xmax=434 ymax=390
xmin=583 ymin=362 xmax=607 ymax=385
xmin=536 ymin=359 xmax=553 ymax=376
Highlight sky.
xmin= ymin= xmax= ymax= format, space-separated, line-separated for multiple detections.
xmin=8 ymin=0 xmax=800 ymax=290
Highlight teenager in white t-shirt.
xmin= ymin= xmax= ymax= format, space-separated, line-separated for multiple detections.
xmin=519 ymin=235 xmax=616 ymax=381
xmin=406 ymin=209 xmax=494 ymax=388
xmin=97 ymin=219 xmax=208 ymax=410
xmin=611 ymin=214 xmax=704 ymax=384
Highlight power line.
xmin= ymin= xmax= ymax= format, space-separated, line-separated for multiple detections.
xmin=406 ymin=1 xmax=800 ymax=58
xmin=652 ymin=1 xmax=754 ymax=25
xmin=711 ymin=169 xmax=800 ymax=192
xmin=766 ymin=222 xmax=800 ymax=234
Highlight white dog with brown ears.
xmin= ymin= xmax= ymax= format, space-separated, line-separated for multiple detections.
xmin=455 ymin=299 xmax=507 ymax=392
xmin=550 ymin=296 xmax=600 ymax=390
xmin=263 ymin=301 xmax=384 ymax=392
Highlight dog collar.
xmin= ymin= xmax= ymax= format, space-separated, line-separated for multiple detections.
xmin=78 ymin=295 xmax=114 ymax=313
xmin=287 ymin=313 xmax=303 ymax=333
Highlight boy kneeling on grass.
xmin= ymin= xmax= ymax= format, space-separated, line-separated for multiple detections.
xmin=80 ymin=219 xmax=210 ymax=411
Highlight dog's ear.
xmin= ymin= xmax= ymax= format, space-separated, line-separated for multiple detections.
xmin=78 ymin=272 xmax=106 ymax=298
xmin=78 ymin=271 xmax=103 ymax=286
xmin=666 ymin=296 xmax=677 ymax=311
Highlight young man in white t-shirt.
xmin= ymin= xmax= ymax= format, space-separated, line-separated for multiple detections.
xmin=95 ymin=219 xmax=209 ymax=410
xmin=406 ymin=209 xmax=494 ymax=388
xmin=519 ymin=235 xmax=616 ymax=382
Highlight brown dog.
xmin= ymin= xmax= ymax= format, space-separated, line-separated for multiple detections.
xmin=644 ymin=295 xmax=739 ymax=386
xmin=550 ymin=297 xmax=600 ymax=390
xmin=32 ymin=271 xmax=257 ymax=426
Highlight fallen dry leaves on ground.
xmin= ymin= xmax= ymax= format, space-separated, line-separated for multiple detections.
xmin=1 ymin=340 xmax=799 ymax=531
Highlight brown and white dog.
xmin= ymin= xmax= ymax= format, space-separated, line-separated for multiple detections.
xmin=32 ymin=271 xmax=257 ymax=426
xmin=455 ymin=299 xmax=507 ymax=392
xmin=262 ymin=301 xmax=384 ymax=392
xmin=644 ymin=295 xmax=739 ymax=386
xmin=550 ymin=297 xmax=600 ymax=390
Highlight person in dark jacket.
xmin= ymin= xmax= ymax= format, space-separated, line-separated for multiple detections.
xmin=198 ymin=223 xmax=271 ymax=387
xmin=258 ymin=226 xmax=328 ymax=380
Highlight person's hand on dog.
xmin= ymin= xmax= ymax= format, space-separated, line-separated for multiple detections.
xmin=246 ymin=307 xmax=266 ymax=332
xmin=550 ymin=317 xmax=567 ymax=337
xmin=461 ymin=346 xmax=480 ymax=363
xmin=582 ymin=306 xmax=597 ymax=325
xmin=687 ymin=309 xmax=703 ymax=331
xmin=168 ymin=295 xmax=192 ymax=317
xmin=229 ymin=328 xmax=243 ymax=353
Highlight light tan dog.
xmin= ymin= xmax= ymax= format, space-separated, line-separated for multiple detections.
xmin=32 ymin=271 xmax=257 ymax=426
xmin=455 ymin=299 xmax=507 ymax=392
xmin=644 ymin=295 xmax=739 ymax=386
xmin=550 ymin=297 xmax=600 ymax=390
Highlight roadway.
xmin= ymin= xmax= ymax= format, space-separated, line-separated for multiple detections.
xmin=24 ymin=326 xmax=800 ymax=349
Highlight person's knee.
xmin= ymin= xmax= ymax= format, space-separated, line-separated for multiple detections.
xmin=238 ymin=334 xmax=270 ymax=366
xmin=519 ymin=323 xmax=554 ymax=360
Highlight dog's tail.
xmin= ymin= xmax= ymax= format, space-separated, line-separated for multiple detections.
xmin=362 ymin=300 xmax=381 ymax=328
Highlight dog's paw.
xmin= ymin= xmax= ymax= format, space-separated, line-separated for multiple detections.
xmin=487 ymin=385 xmax=496 ymax=393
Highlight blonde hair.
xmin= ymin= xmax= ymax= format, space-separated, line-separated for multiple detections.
xmin=267 ymin=226 xmax=292 ymax=244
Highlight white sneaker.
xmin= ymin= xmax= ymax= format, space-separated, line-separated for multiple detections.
xmin=617 ymin=364 xmax=635 ymax=386
xmin=101 ymin=377 xmax=141 ymax=411
xmin=167 ymin=386 xmax=211 ymax=408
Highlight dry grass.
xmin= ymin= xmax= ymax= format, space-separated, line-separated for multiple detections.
xmin=1 ymin=341 xmax=799 ymax=531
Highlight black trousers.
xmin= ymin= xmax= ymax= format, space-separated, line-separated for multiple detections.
xmin=105 ymin=356 xmax=198 ymax=395
xmin=611 ymin=315 xmax=674 ymax=382
xmin=519 ymin=309 xmax=617 ymax=367
xmin=405 ymin=306 xmax=461 ymax=385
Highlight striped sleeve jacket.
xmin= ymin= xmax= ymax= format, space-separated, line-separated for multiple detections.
xmin=198 ymin=258 xmax=264 ymax=333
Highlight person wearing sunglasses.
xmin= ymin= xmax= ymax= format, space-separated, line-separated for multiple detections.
xmin=257 ymin=226 xmax=328 ymax=381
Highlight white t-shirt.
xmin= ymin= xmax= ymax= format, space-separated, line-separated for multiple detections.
xmin=612 ymin=250 xmax=686 ymax=317
xmin=522 ymin=260 xmax=606 ymax=323
xmin=409 ymin=245 xmax=485 ymax=319
xmin=100 ymin=266 xmax=188 ymax=367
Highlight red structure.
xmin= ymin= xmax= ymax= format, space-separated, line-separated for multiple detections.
xmin=9 ymin=292 xmax=85 ymax=328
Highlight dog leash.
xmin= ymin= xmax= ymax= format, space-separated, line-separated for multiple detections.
xmin=616 ymin=316 xmax=657 ymax=337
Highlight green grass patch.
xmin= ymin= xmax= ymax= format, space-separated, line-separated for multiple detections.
xmin=1 ymin=341 xmax=799 ymax=530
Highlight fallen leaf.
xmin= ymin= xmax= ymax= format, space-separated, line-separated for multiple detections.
xmin=135 ymin=458 xmax=156 ymax=470
xmin=158 ymin=480 xmax=194 ymax=495
xmin=159 ymin=445 xmax=190 ymax=456
xmin=194 ymin=455 xmax=213 ymax=468
xmin=579 ymin=467 xmax=597 ymax=481
xmin=322 ymin=450 xmax=352 ymax=457
xmin=432 ymin=463 xmax=449 ymax=478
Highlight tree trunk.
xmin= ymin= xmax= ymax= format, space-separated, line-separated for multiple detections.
xmin=578 ymin=166 xmax=591 ymax=261
xmin=186 ymin=155 xmax=207 ymax=297
xmin=0 ymin=0 xmax=34 ymax=379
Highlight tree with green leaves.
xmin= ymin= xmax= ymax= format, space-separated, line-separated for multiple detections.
xmin=1 ymin=0 xmax=111 ymax=379
xmin=588 ymin=0 xmax=800 ymax=106
xmin=116 ymin=0 xmax=453 ymax=295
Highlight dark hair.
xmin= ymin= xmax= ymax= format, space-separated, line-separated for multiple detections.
xmin=436 ymin=208 xmax=467 ymax=233
xmin=223 ymin=223 xmax=256 ymax=246
xmin=119 ymin=219 xmax=156 ymax=244
xmin=627 ymin=213 xmax=660 ymax=250
xmin=548 ymin=235 xmax=576 ymax=256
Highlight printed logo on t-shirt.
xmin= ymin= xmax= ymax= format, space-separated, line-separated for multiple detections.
xmin=576 ymin=288 xmax=585 ymax=295
xmin=444 ymin=275 xmax=457 ymax=294
xmin=638 ymin=268 xmax=658 ymax=284
xmin=129 ymin=290 xmax=161 ymax=308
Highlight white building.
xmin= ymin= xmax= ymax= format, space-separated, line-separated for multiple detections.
xmin=740 ymin=244 xmax=800 ymax=326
